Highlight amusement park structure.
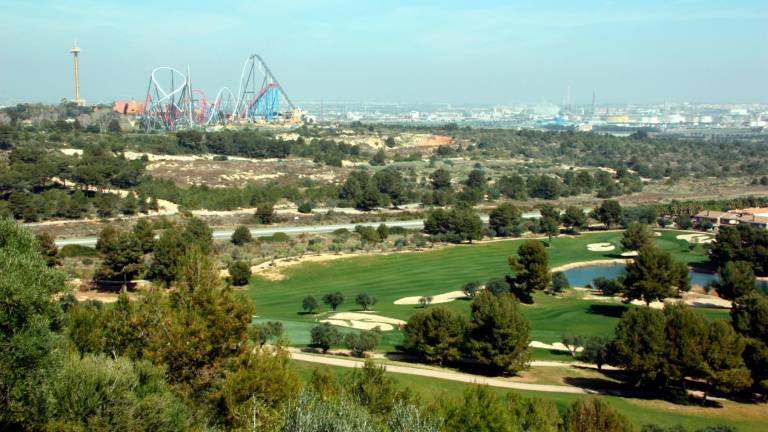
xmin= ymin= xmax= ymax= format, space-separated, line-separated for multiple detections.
xmin=141 ymin=54 xmax=304 ymax=131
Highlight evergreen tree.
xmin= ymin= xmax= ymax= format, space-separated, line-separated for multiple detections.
xmin=228 ymin=260 xmax=251 ymax=286
xmin=562 ymin=206 xmax=588 ymax=232
xmin=467 ymin=291 xmax=531 ymax=374
xmin=404 ymin=306 xmax=468 ymax=364
xmin=612 ymin=307 xmax=667 ymax=386
xmin=95 ymin=227 xmax=144 ymax=283
xmin=0 ymin=218 xmax=66 ymax=428
xmin=714 ymin=261 xmax=756 ymax=300
xmin=621 ymin=222 xmax=654 ymax=252
xmin=35 ymin=231 xmax=61 ymax=267
xmin=132 ymin=218 xmax=155 ymax=253
xmin=489 ymin=203 xmax=522 ymax=237
xmin=508 ymin=240 xmax=551 ymax=303
xmin=231 ymin=225 xmax=253 ymax=245
xmin=621 ymin=245 xmax=690 ymax=306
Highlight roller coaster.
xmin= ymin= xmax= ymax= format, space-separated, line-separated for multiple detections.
xmin=140 ymin=54 xmax=300 ymax=131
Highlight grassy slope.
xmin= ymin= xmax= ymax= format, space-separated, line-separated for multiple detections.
xmin=249 ymin=230 xmax=721 ymax=351
xmin=292 ymin=361 xmax=767 ymax=432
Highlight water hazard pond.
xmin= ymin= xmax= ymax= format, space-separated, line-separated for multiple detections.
xmin=562 ymin=264 xmax=768 ymax=293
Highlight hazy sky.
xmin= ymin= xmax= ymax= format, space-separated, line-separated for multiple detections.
xmin=1 ymin=0 xmax=766 ymax=105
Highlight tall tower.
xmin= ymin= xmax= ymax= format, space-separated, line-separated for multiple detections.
xmin=69 ymin=43 xmax=85 ymax=106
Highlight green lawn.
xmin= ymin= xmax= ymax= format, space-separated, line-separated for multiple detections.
xmin=291 ymin=361 xmax=767 ymax=432
xmin=248 ymin=230 xmax=716 ymax=352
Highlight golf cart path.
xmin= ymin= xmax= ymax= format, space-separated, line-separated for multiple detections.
xmin=289 ymin=351 xmax=594 ymax=394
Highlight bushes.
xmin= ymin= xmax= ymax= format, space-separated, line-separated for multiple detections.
xmin=228 ymin=260 xmax=251 ymax=286
xmin=59 ymin=244 xmax=99 ymax=258
xmin=404 ymin=307 xmax=468 ymax=364
xmin=561 ymin=398 xmax=632 ymax=432
xmin=310 ymin=323 xmax=341 ymax=353
xmin=230 ymin=225 xmax=253 ymax=245
xmin=344 ymin=329 xmax=382 ymax=357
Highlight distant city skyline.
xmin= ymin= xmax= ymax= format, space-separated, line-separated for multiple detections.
xmin=1 ymin=0 xmax=766 ymax=105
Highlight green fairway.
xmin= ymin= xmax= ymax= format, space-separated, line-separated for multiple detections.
xmin=248 ymin=230 xmax=715 ymax=351
xmin=291 ymin=361 xmax=766 ymax=432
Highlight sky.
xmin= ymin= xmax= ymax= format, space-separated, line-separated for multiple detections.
xmin=0 ymin=0 xmax=766 ymax=106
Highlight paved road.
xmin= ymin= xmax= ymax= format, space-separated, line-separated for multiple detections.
xmin=53 ymin=211 xmax=545 ymax=247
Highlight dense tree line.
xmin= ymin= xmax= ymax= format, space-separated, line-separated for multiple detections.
xmin=405 ymin=291 xmax=531 ymax=374
xmin=177 ymin=129 xmax=365 ymax=166
xmin=439 ymin=126 xmax=768 ymax=179
xmin=0 ymin=143 xmax=151 ymax=221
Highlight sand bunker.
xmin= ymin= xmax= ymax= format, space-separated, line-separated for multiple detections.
xmin=630 ymin=292 xmax=732 ymax=310
xmin=587 ymin=243 xmax=615 ymax=252
xmin=676 ymin=233 xmax=714 ymax=244
xmin=654 ymin=232 xmax=662 ymax=237
xmin=394 ymin=290 xmax=468 ymax=305
xmin=321 ymin=312 xmax=406 ymax=332
xmin=529 ymin=341 xmax=583 ymax=353
xmin=620 ymin=251 xmax=639 ymax=257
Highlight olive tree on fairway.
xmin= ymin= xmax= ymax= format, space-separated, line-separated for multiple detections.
xmin=550 ymin=271 xmax=570 ymax=294
xmin=322 ymin=292 xmax=345 ymax=311
xmin=620 ymin=245 xmax=690 ymax=306
xmin=508 ymin=240 xmax=551 ymax=304
xmin=310 ymin=323 xmax=341 ymax=353
xmin=302 ymin=295 xmax=319 ymax=313
xmin=540 ymin=216 xmax=560 ymax=245
xmin=462 ymin=280 xmax=481 ymax=298
xmin=355 ymin=292 xmax=377 ymax=310
xmin=467 ymin=291 xmax=530 ymax=374
xmin=344 ymin=328 xmax=382 ymax=357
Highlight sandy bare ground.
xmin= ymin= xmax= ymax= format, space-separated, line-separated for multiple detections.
xmin=550 ymin=259 xmax=631 ymax=273
xmin=676 ymin=233 xmax=714 ymax=244
xmin=394 ymin=290 xmax=468 ymax=305
xmin=586 ymin=242 xmax=615 ymax=252
xmin=529 ymin=341 xmax=583 ymax=353
xmin=320 ymin=312 xmax=406 ymax=331
xmin=288 ymin=351 xmax=592 ymax=394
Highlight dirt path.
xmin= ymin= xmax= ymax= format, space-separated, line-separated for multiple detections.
xmin=289 ymin=351 xmax=594 ymax=395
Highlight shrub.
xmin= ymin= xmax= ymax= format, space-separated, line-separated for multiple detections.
xmin=60 ymin=244 xmax=99 ymax=258
xmin=561 ymin=398 xmax=632 ymax=432
xmin=592 ymin=276 xmax=623 ymax=296
xmin=297 ymin=201 xmax=314 ymax=214
xmin=271 ymin=232 xmax=290 ymax=242
xmin=231 ymin=225 xmax=252 ymax=245
xmin=463 ymin=280 xmax=481 ymax=298
xmin=550 ymin=271 xmax=570 ymax=294
xmin=228 ymin=260 xmax=251 ymax=286
xmin=344 ymin=329 xmax=382 ymax=357
xmin=310 ymin=323 xmax=341 ymax=353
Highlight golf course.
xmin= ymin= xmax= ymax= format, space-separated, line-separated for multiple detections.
xmin=248 ymin=229 xmax=724 ymax=354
